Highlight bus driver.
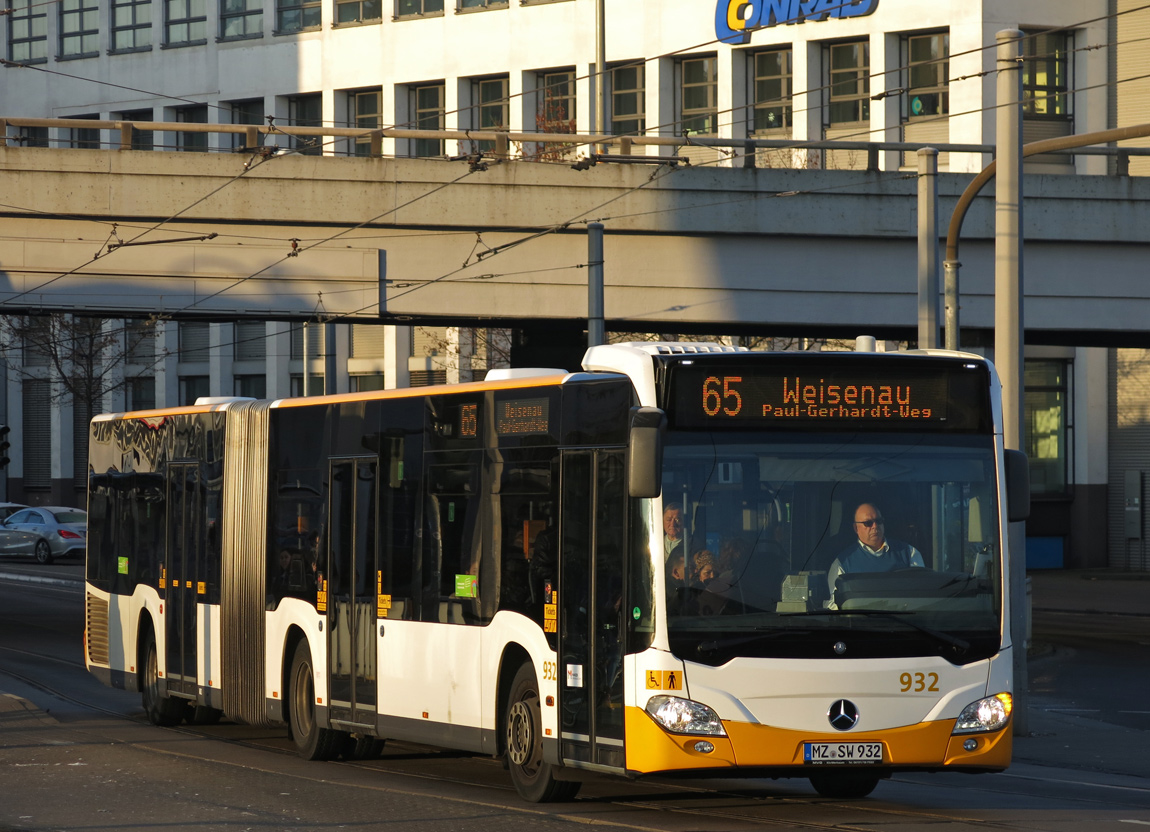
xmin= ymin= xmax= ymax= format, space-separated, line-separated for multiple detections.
xmin=827 ymin=502 xmax=925 ymax=602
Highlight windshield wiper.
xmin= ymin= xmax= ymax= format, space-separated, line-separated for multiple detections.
xmin=837 ymin=610 xmax=971 ymax=653
xmin=696 ymin=628 xmax=813 ymax=656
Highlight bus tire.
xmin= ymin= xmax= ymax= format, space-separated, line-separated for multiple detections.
xmin=288 ymin=640 xmax=344 ymax=761
xmin=505 ymin=663 xmax=580 ymax=803
xmin=808 ymin=771 xmax=881 ymax=799
xmin=141 ymin=627 xmax=184 ymax=726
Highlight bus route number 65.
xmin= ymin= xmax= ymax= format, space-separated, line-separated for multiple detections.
xmin=703 ymin=376 xmax=743 ymax=417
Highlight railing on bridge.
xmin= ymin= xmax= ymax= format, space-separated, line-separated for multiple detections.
xmin=3 ymin=117 xmax=1149 ymax=174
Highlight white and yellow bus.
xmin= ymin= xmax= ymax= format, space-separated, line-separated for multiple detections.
xmin=85 ymin=342 xmax=1028 ymax=801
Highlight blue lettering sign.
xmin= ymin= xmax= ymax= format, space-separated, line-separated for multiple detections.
xmin=715 ymin=0 xmax=878 ymax=43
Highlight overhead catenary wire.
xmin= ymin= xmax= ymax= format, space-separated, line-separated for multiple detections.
xmin=3 ymin=6 xmax=1150 ymax=358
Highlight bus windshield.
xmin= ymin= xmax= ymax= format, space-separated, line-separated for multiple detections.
xmin=660 ymin=431 xmax=1002 ymax=666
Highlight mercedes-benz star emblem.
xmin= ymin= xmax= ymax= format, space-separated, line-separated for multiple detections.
xmin=828 ymin=699 xmax=860 ymax=731
xmin=833 ymin=641 xmax=847 ymax=655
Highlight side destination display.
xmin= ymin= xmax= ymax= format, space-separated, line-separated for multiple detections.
xmin=668 ymin=358 xmax=992 ymax=432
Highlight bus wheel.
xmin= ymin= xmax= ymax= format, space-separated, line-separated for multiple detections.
xmin=505 ymin=663 xmax=580 ymax=803
xmin=808 ymin=772 xmax=881 ymax=799
xmin=141 ymin=628 xmax=184 ymax=726
xmin=288 ymin=640 xmax=344 ymax=761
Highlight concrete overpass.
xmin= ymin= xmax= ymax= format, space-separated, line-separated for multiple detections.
xmin=2 ymin=136 xmax=1149 ymax=345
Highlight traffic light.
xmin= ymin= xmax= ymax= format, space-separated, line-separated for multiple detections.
xmin=0 ymin=425 xmax=9 ymax=470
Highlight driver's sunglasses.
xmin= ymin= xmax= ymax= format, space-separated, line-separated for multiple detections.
xmin=855 ymin=518 xmax=884 ymax=528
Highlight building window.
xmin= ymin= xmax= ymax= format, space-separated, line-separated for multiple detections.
xmin=176 ymin=104 xmax=208 ymax=151
xmin=410 ymin=83 xmax=445 ymax=157
xmin=59 ymin=0 xmax=99 ymax=58
xmin=1022 ymin=31 xmax=1071 ymax=120
xmin=397 ymin=0 xmax=442 ymax=16
xmin=472 ymin=75 xmax=509 ymax=153
xmin=336 ymin=0 xmax=380 ymax=24
xmin=126 ymin=319 xmax=156 ymax=364
xmin=459 ymin=0 xmax=506 ymax=10
xmin=228 ymin=99 xmax=263 ymax=150
xmin=536 ymin=70 xmax=575 ymax=133
xmin=235 ymin=374 xmax=267 ymax=398
xmin=288 ymin=94 xmax=323 ymax=156
xmin=409 ymin=369 xmax=446 ymax=387
xmin=16 ymin=126 xmax=49 ymax=147
xmin=179 ymin=321 xmax=211 ymax=362
xmin=609 ymin=64 xmax=644 ymax=136
xmin=290 ymin=322 xmax=325 ymax=358
xmin=111 ymin=0 xmax=152 ymax=51
xmin=348 ymin=89 xmax=382 ymax=156
xmin=679 ymin=56 xmax=717 ymax=136
xmin=67 ymin=115 xmax=101 ymax=149
xmin=180 ymin=375 xmax=211 ymax=405
xmin=235 ymin=321 xmax=267 ymax=360
xmin=1025 ymin=360 xmax=1071 ymax=496
xmin=22 ymin=378 xmax=51 ymax=489
xmin=7 ymin=0 xmax=48 ymax=63
xmin=350 ymin=324 xmax=386 ymax=357
xmin=351 ymin=373 xmax=385 ymax=392
xmin=166 ymin=0 xmax=207 ymax=45
xmin=116 ymin=108 xmax=154 ymax=150
xmin=290 ymin=374 xmax=325 ymax=396
xmin=904 ymin=33 xmax=948 ymax=120
xmin=751 ymin=48 xmax=792 ymax=134
xmin=127 ymin=376 xmax=156 ymax=411
xmin=220 ymin=0 xmax=262 ymax=39
xmin=276 ymin=0 xmax=320 ymax=33
xmin=828 ymin=40 xmax=870 ymax=127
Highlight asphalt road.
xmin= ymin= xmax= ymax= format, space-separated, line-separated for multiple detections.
xmin=2 ymin=563 xmax=1149 ymax=831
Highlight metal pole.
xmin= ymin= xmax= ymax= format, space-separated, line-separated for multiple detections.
xmin=944 ymin=260 xmax=960 ymax=350
xmin=595 ymin=0 xmax=607 ymax=153
xmin=995 ymin=28 xmax=1028 ymax=737
xmin=917 ymin=148 xmax=940 ymax=350
xmin=302 ymin=322 xmax=310 ymax=396
xmin=588 ymin=222 xmax=605 ymax=347
xmin=324 ymin=322 xmax=336 ymax=395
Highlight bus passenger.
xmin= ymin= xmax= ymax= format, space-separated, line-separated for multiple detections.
xmin=663 ymin=502 xmax=684 ymax=562
xmin=692 ymin=549 xmax=717 ymax=586
xmin=827 ymin=502 xmax=924 ymax=601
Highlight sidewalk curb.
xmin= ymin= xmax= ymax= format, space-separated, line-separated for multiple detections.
xmin=0 ymin=693 xmax=59 ymax=725
xmin=0 ymin=571 xmax=83 ymax=590
xmin=1033 ymin=606 xmax=1150 ymax=618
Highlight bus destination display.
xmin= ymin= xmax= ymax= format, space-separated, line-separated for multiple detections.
xmin=496 ymin=397 xmax=550 ymax=436
xmin=672 ymin=366 xmax=955 ymax=428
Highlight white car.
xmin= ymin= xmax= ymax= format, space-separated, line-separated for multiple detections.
xmin=0 ymin=506 xmax=87 ymax=564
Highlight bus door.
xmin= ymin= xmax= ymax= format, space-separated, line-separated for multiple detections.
xmin=559 ymin=449 xmax=626 ymax=769
xmin=327 ymin=457 xmax=379 ymax=726
xmin=164 ymin=462 xmax=202 ymax=697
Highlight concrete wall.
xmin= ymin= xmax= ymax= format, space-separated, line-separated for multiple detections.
xmin=1 ymin=145 xmax=1149 ymax=343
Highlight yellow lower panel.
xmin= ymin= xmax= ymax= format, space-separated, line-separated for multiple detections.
xmin=625 ymin=707 xmax=739 ymax=772
xmin=625 ymin=707 xmax=1011 ymax=774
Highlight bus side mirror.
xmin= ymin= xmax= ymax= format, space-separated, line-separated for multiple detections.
xmin=627 ymin=407 xmax=666 ymax=499
xmin=1005 ymin=449 xmax=1030 ymax=523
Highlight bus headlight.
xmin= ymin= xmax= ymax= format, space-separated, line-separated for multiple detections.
xmin=644 ymin=695 xmax=726 ymax=736
xmin=952 ymin=693 xmax=1012 ymax=734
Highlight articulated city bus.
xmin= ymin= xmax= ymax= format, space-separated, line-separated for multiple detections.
xmin=84 ymin=342 xmax=1028 ymax=801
